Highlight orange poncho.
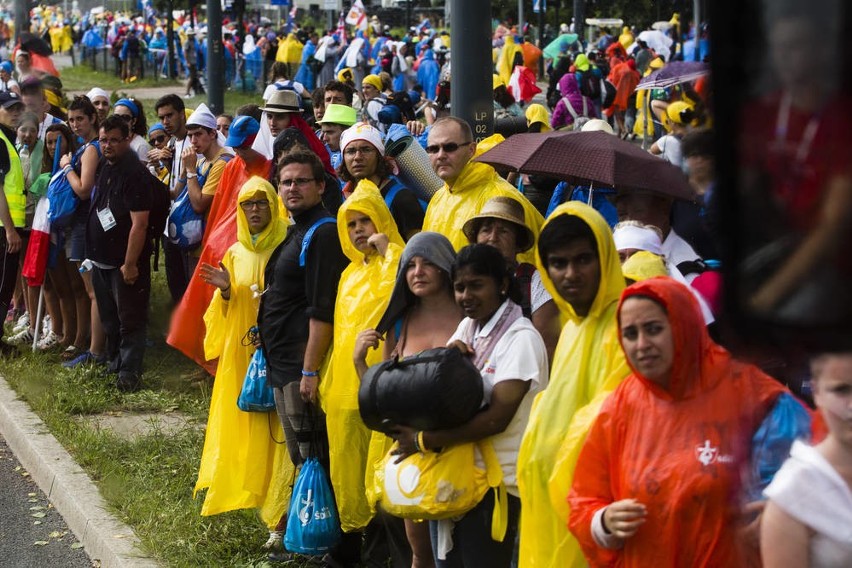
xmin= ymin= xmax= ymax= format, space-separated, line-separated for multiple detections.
xmin=568 ymin=278 xmax=788 ymax=567
xmin=166 ymin=155 xmax=272 ymax=374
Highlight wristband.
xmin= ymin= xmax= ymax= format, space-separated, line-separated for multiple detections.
xmin=177 ymin=177 xmax=187 ymax=184
xmin=301 ymin=369 xmax=319 ymax=377
xmin=222 ymin=284 xmax=230 ymax=292
xmin=63 ymin=165 xmax=72 ymax=175
xmin=601 ymin=507 xmax=612 ymax=535
xmin=186 ymin=172 xmax=197 ymax=179
xmin=413 ymin=431 xmax=422 ymax=453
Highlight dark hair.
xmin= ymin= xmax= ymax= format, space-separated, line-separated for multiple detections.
xmin=279 ymin=149 xmax=325 ymax=183
xmin=431 ymin=116 xmax=473 ymax=143
xmin=43 ymin=123 xmax=78 ymax=172
xmin=68 ymin=95 xmax=98 ymax=130
xmin=186 ymin=124 xmax=216 ymax=136
xmin=120 ymin=97 xmax=148 ymax=137
xmin=269 ymin=61 xmax=290 ymax=83
xmin=538 ymin=214 xmax=598 ymax=268
xmin=20 ymin=80 xmax=43 ymax=96
xmin=452 ymin=244 xmax=523 ymax=305
xmin=235 ymin=103 xmax=262 ymax=122
xmin=154 ymin=93 xmax=185 ymax=114
xmin=323 ymin=80 xmax=355 ymax=105
xmin=101 ymin=115 xmax=130 ymax=138
xmin=217 ymin=113 xmax=233 ymax=123
xmin=680 ymin=128 xmax=714 ymax=159
xmin=311 ymin=86 xmax=325 ymax=109
xmin=337 ymin=150 xmax=392 ymax=183
xmin=493 ymin=85 xmax=517 ymax=109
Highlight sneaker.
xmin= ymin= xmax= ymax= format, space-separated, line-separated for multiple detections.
xmin=7 ymin=327 xmax=34 ymax=345
xmin=62 ymin=350 xmax=104 ymax=368
xmin=41 ymin=315 xmax=52 ymax=336
xmin=116 ymin=374 xmax=142 ymax=393
xmin=12 ymin=312 xmax=29 ymax=334
xmin=36 ymin=331 xmax=60 ymax=351
xmin=262 ymin=531 xmax=283 ymax=551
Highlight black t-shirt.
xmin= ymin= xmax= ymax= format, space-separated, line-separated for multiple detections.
xmin=258 ymin=203 xmax=348 ymax=388
xmin=86 ymin=152 xmax=152 ymax=267
xmin=380 ymin=178 xmax=424 ymax=241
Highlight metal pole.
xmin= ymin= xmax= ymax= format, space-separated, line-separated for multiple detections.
xmin=167 ymin=1 xmax=176 ymax=79
xmin=573 ymin=0 xmax=585 ymax=45
xmin=693 ymin=0 xmax=701 ymax=61
xmin=538 ymin=1 xmax=545 ymax=80
xmin=451 ymin=0 xmax=493 ymax=140
xmin=31 ymin=287 xmax=44 ymax=352
xmin=14 ymin=0 xmax=26 ymax=44
xmin=518 ymin=0 xmax=524 ymax=33
xmin=207 ymin=0 xmax=224 ymax=114
xmin=406 ymin=0 xmax=413 ymax=31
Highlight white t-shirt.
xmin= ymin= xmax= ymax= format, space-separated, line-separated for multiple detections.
xmin=130 ymin=134 xmax=151 ymax=164
xmin=764 ymin=441 xmax=852 ymax=567
xmin=448 ymin=301 xmax=549 ymax=495
xmin=655 ymin=134 xmax=683 ymax=168
xmin=530 ymin=270 xmax=553 ymax=314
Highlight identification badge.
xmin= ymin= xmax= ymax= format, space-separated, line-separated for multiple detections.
xmin=97 ymin=207 xmax=117 ymax=231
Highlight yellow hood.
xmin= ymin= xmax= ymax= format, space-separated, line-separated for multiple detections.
xmin=535 ymin=201 xmax=625 ymax=323
xmin=336 ymin=179 xmax=405 ymax=263
xmin=236 ymin=176 xmax=288 ymax=254
xmin=525 ymin=103 xmax=551 ymax=132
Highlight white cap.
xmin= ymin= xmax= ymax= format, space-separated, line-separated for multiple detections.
xmin=186 ymin=103 xmax=217 ymax=130
xmin=340 ymin=123 xmax=385 ymax=156
xmin=86 ymin=87 xmax=109 ymax=103
xmin=613 ymin=224 xmax=663 ymax=255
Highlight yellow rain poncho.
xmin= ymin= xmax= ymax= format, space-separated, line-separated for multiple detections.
xmin=633 ymin=57 xmax=665 ymax=138
xmin=322 ymin=180 xmax=404 ymax=533
xmin=277 ymin=33 xmax=304 ymax=64
xmin=422 ymin=146 xmax=543 ymax=265
xmin=618 ymin=26 xmax=635 ymax=49
xmin=496 ymin=34 xmax=524 ymax=86
xmin=195 ymin=177 xmax=292 ymax=528
xmin=516 ymin=202 xmax=631 ymax=567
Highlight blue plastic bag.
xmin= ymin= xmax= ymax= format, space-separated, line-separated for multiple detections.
xmin=284 ymin=458 xmax=341 ymax=555
xmin=746 ymin=392 xmax=812 ymax=502
xmin=167 ymin=187 xmax=205 ymax=249
xmin=46 ymin=169 xmax=80 ymax=228
xmin=237 ymin=348 xmax=275 ymax=412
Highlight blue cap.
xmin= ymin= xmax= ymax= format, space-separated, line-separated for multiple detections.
xmin=0 ymin=61 xmax=12 ymax=74
xmin=225 ymin=115 xmax=260 ymax=148
xmin=148 ymin=122 xmax=165 ymax=136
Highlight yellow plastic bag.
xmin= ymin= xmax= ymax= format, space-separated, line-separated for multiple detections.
xmin=374 ymin=439 xmax=506 ymax=538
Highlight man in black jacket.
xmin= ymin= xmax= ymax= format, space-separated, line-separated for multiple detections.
xmin=87 ymin=116 xmax=153 ymax=392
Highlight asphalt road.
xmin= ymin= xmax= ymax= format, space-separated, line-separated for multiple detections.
xmin=0 ymin=435 xmax=93 ymax=568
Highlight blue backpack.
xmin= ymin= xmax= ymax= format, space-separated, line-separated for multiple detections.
xmin=167 ymin=154 xmax=233 ymax=249
xmin=47 ymin=142 xmax=100 ymax=228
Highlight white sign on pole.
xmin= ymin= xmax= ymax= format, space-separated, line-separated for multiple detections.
xmin=323 ymin=0 xmax=341 ymax=10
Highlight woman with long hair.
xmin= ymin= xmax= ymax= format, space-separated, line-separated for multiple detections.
xmin=112 ymin=97 xmax=151 ymax=162
xmin=60 ymin=95 xmax=105 ymax=367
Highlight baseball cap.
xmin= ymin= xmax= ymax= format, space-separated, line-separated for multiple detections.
xmin=0 ymin=91 xmax=23 ymax=109
xmin=225 ymin=115 xmax=260 ymax=148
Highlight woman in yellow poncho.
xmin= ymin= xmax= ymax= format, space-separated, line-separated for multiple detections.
xmin=194 ymin=176 xmax=292 ymax=532
xmin=516 ymin=202 xmax=631 ymax=568
xmin=321 ymin=180 xmax=404 ymax=536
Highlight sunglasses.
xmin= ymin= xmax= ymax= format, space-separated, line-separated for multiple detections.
xmin=424 ymin=141 xmax=472 ymax=155
xmin=150 ymin=135 xmax=167 ymax=144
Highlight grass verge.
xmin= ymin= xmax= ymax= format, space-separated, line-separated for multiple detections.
xmin=60 ymin=64 xmax=180 ymax=94
xmin=0 ymin=269 xmax=297 ymax=567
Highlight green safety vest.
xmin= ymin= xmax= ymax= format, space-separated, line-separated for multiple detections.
xmin=0 ymin=127 xmax=25 ymax=228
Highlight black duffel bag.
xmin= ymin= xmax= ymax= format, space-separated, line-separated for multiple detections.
xmin=358 ymin=347 xmax=483 ymax=434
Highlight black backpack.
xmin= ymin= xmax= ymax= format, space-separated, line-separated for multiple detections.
xmin=579 ymin=70 xmax=602 ymax=101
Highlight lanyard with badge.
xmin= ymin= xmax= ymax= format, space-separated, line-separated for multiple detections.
xmin=96 ymin=174 xmax=117 ymax=232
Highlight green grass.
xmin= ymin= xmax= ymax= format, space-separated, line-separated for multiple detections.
xmin=0 ymin=267 xmax=305 ymax=567
xmin=60 ymin=64 xmax=180 ymax=94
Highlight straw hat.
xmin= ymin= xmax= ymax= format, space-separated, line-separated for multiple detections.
xmin=259 ymin=89 xmax=301 ymax=113
xmin=462 ymin=196 xmax=535 ymax=252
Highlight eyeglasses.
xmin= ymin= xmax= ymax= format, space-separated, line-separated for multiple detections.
xmin=279 ymin=177 xmax=316 ymax=188
xmin=240 ymin=199 xmax=271 ymax=210
xmin=424 ymin=141 xmax=472 ymax=155
xmin=150 ymin=135 xmax=167 ymax=144
xmin=343 ymin=146 xmax=377 ymax=157
xmin=114 ymin=113 xmax=134 ymax=122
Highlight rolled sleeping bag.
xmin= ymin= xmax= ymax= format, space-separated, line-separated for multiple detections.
xmin=358 ymin=347 xmax=483 ymax=433
xmin=384 ymin=135 xmax=444 ymax=203
xmin=494 ymin=115 xmax=529 ymax=138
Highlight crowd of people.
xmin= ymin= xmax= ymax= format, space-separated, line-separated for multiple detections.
xmin=0 ymin=2 xmax=848 ymax=568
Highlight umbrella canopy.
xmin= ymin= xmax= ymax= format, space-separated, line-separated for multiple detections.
xmin=636 ymin=60 xmax=709 ymax=90
xmin=542 ymin=33 xmax=579 ymax=60
xmin=474 ymin=130 xmax=695 ymax=201
xmin=637 ymin=29 xmax=673 ymax=61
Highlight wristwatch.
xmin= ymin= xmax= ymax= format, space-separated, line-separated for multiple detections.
xmin=186 ymin=172 xmax=198 ymax=179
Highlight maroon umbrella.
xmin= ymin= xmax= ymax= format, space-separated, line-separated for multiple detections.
xmin=636 ymin=61 xmax=709 ymax=90
xmin=474 ymin=130 xmax=695 ymax=200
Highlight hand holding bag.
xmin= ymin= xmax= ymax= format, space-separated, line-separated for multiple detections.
xmin=237 ymin=347 xmax=275 ymax=412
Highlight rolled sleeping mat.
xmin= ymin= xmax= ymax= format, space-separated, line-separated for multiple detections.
xmin=494 ymin=115 xmax=530 ymax=138
xmin=384 ymin=135 xmax=444 ymax=202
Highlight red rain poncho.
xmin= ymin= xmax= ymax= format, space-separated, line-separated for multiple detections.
xmin=166 ymin=155 xmax=272 ymax=374
xmin=568 ymin=278 xmax=788 ymax=567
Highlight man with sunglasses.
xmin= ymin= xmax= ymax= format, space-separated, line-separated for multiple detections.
xmin=337 ymin=123 xmax=423 ymax=240
xmin=423 ymin=117 xmax=544 ymax=261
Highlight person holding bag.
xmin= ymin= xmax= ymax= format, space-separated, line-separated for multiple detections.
xmin=390 ymin=244 xmax=548 ymax=567
xmin=194 ymin=176 xmax=292 ymax=530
